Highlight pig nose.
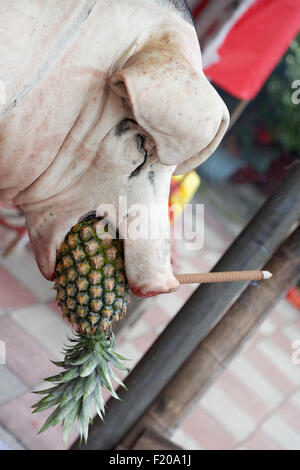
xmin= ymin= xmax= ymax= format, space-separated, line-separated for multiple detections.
xmin=123 ymin=238 xmax=179 ymax=297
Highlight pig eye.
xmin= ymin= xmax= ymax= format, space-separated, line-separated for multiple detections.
xmin=129 ymin=134 xmax=148 ymax=178
xmin=135 ymin=134 xmax=146 ymax=153
xmin=114 ymin=120 xmax=156 ymax=178
xmin=115 ymin=118 xmax=137 ymax=136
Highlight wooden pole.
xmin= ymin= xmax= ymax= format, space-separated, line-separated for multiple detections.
xmin=228 ymin=100 xmax=249 ymax=131
xmin=71 ymin=165 xmax=300 ymax=450
xmin=175 ymin=270 xmax=272 ymax=284
xmin=120 ymin=225 xmax=300 ymax=448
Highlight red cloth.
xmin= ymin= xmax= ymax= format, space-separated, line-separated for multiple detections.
xmin=202 ymin=0 xmax=300 ymax=99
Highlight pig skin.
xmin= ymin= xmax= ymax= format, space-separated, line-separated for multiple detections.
xmin=0 ymin=0 xmax=229 ymax=297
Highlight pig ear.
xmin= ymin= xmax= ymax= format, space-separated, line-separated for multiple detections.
xmin=108 ymin=40 xmax=229 ymax=171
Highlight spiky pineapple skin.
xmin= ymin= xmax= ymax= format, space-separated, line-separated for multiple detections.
xmin=34 ymin=217 xmax=131 ymax=444
xmin=55 ymin=217 xmax=130 ymax=334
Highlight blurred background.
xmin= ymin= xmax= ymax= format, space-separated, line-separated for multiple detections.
xmin=0 ymin=0 xmax=299 ymax=450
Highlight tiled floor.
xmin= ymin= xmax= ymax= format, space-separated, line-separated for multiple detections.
xmin=0 ymin=183 xmax=299 ymax=450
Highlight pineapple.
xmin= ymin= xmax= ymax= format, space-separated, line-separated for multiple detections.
xmin=32 ymin=217 xmax=130 ymax=444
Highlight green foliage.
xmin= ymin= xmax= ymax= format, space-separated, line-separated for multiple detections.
xmin=259 ymin=34 xmax=300 ymax=154
xmin=32 ymin=329 xmax=129 ymax=445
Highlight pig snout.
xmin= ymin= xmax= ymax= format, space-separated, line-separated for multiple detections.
xmin=117 ymin=196 xmax=179 ymax=297
xmin=22 ymin=190 xmax=179 ymax=298
xmin=123 ymin=238 xmax=179 ymax=297
xmin=19 ymin=110 xmax=180 ymax=298
xmin=26 ymin=214 xmax=179 ymax=297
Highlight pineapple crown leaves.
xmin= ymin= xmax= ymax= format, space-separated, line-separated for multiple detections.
xmin=32 ymin=329 xmax=130 ymax=445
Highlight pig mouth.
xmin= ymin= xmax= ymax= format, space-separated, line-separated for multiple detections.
xmin=129 ymin=286 xmax=177 ymax=298
xmin=25 ymin=202 xmax=179 ymax=297
xmin=73 ymin=214 xmax=179 ymax=298
xmin=77 ymin=210 xmax=97 ymax=222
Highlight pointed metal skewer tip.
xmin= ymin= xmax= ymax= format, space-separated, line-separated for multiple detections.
xmin=262 ymin=271 xmax=273 ymax=279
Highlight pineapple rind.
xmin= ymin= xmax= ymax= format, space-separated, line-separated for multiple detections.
xmin=55 ymin=217 xmax=130 ymax=335
xmin=33 ymin=217 xmax=131 ymax=444
xmin=33 ymin=329 xmax=129 ymax=444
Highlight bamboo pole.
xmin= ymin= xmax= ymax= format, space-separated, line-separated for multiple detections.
xmin=71 ymin=165 xmax=300 ymax=450
xmin=120 ymin=225 xmax=300 ymax=448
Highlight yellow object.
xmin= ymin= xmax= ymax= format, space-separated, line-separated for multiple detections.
xmin=169 ymin=171 xmax=201 ymax=218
